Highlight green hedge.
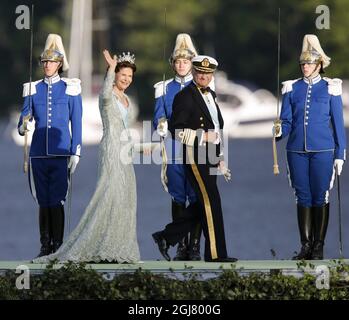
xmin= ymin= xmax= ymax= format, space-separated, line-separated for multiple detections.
xmin=1 ymin=261 xmax=349 ymax=300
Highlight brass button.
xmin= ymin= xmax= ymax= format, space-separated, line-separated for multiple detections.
xmin=200 ymin=117 xmax=203 ymax=120
xmin=201 ymin=123 xmax=204 ymax=127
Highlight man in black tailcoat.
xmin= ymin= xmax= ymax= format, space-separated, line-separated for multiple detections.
xmin=152 ymin=55 xmax=237 ymax=263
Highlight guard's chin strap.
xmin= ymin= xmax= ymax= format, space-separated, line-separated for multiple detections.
xmin=54 ymin=63 xmax=62 ymax=75
xmin=183 ymin=70 xmax=192 ymax=78
xmin=43 ymin=62 xmax=62 ymax=77
xmin=304 ymin=62 xmax=321 ymax=83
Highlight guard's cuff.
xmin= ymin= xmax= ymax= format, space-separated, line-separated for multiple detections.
xmin=158 ymin=117 xmax=167 ymax=125
xmin=18 ymin=124 xmax=25 ymax=136
xmin=157 ymin=118 xmax=168 ymax=137
xmin=71 ymin=144 xmax=81 ymax=157
xmin=335 ymin=149 xmax=346 ymax=161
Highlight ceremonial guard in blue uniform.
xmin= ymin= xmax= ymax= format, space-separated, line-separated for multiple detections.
xmin=274 ymin=34 xmax=346 ymax=260
xmin=153 ymin=34 xmax=202 ymax=260
xmin=153 ymin=56 xmax=237 ymax=263
xmin=18 ymin=34 xmax=83 ymax=257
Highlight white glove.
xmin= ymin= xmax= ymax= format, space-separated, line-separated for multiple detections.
xmin=157 ymin=119 xmax=168 ymax=137
xmin=19 ymin=119 xmax=34 ymax=135
xmin=219 ymin=161 xmax=231 ymax=182
xmin=68 ymin=155 xmax=80 ymax=174
xmin=272 ymin=120 xmax=282 ymax=138
xmin=334 ymin=159 xmax=344 ymax=176
xmin=205 ymin=131 xmax=220 ymax=143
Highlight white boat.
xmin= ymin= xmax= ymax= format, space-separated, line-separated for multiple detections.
xmin=215 ymin=71 xmax=277 ymax=138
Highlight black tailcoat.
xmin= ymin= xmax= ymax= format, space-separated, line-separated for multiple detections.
xmin=163 ymin=81 xmax=229 ymax=261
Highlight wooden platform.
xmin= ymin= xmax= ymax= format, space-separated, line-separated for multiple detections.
xmin=1 ymin=260 xmax=348 ymax=278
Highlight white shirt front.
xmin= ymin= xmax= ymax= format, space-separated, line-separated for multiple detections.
xmin=195 ymin=85 xmax=221 ymax=145
xmin=199 ymin=90 xmax=220 ymax=132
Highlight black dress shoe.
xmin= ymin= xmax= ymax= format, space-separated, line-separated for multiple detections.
xmin=205 ymin=257 xmax=238 ymax=263
xmin=188 ymin=240 xmax=201 ymax=261
xmin=173 ymin=236 xmax=189 ymax=261
xmin=152 ymin=232 xmax=171 ymax=261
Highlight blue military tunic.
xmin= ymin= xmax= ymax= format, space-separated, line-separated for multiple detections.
xmin=18 ymin=74 xmax=82 ymax=157
xmin=18 ymin=74 xmax=83 ymax=207
xmin=153 ymin=74 xmax=196 ymax=205
xmin=278 ymin=75 xmax=346 ymax=207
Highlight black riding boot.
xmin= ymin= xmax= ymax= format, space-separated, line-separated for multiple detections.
xmin=36 ymin=207 xmax=52 ymax=257
xmin=50 ymin=205 xmax=65 ymax=253
xmin=312 ymin=203 xmax=329 ymax=260
xmin=172 ymin=200 xmax=189 ymax=261
xmin=292 ymin=205 xmax=313 ymax=260
xmin=188 ymin=222 xmax=202 ymax=261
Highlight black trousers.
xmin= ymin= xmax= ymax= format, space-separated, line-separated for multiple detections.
xmin=161 ymin=159 xmax=228 ymax=261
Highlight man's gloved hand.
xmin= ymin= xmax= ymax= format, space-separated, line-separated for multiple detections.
xmin=334 ymin=159 xmax=344 ymax=176
xmin=272 ymin=120 xmax=282 ymax=138
xmin=68 ymin=155 xmax=80 ymax=174
xmin=19 ymin=119 xmax=34 ymax=135
xmin=157 ymin=118 xmax=168 ymax=138
xmin=205 ymin=131 xmax=219 ymax=143
xmin=219 ymin=161 xmax=231 ymax=182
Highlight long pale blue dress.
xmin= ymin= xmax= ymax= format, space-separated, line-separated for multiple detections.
xmin=33 ymin=68 xmax=140 ymax=263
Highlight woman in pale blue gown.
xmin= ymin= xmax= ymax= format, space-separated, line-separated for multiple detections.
xmin=34 ymin=50 xmax=140 ymax=263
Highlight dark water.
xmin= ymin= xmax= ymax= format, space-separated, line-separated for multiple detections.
xmin=1 ymin=125 xmax=348 ymax=261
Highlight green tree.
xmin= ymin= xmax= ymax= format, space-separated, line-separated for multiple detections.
xmin=109 ymin=0 xmax=349 ymax=117
xmin=2 ymin=0 xmax=349 ymax=118
xmin=0 ymin=0 xmax=68 ymax=118
xmin=108 ymin=0 xmax=217 ymax=117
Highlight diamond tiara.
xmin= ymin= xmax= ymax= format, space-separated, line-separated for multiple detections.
xmin=117 ymin=51 xmax=136 ymax=64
